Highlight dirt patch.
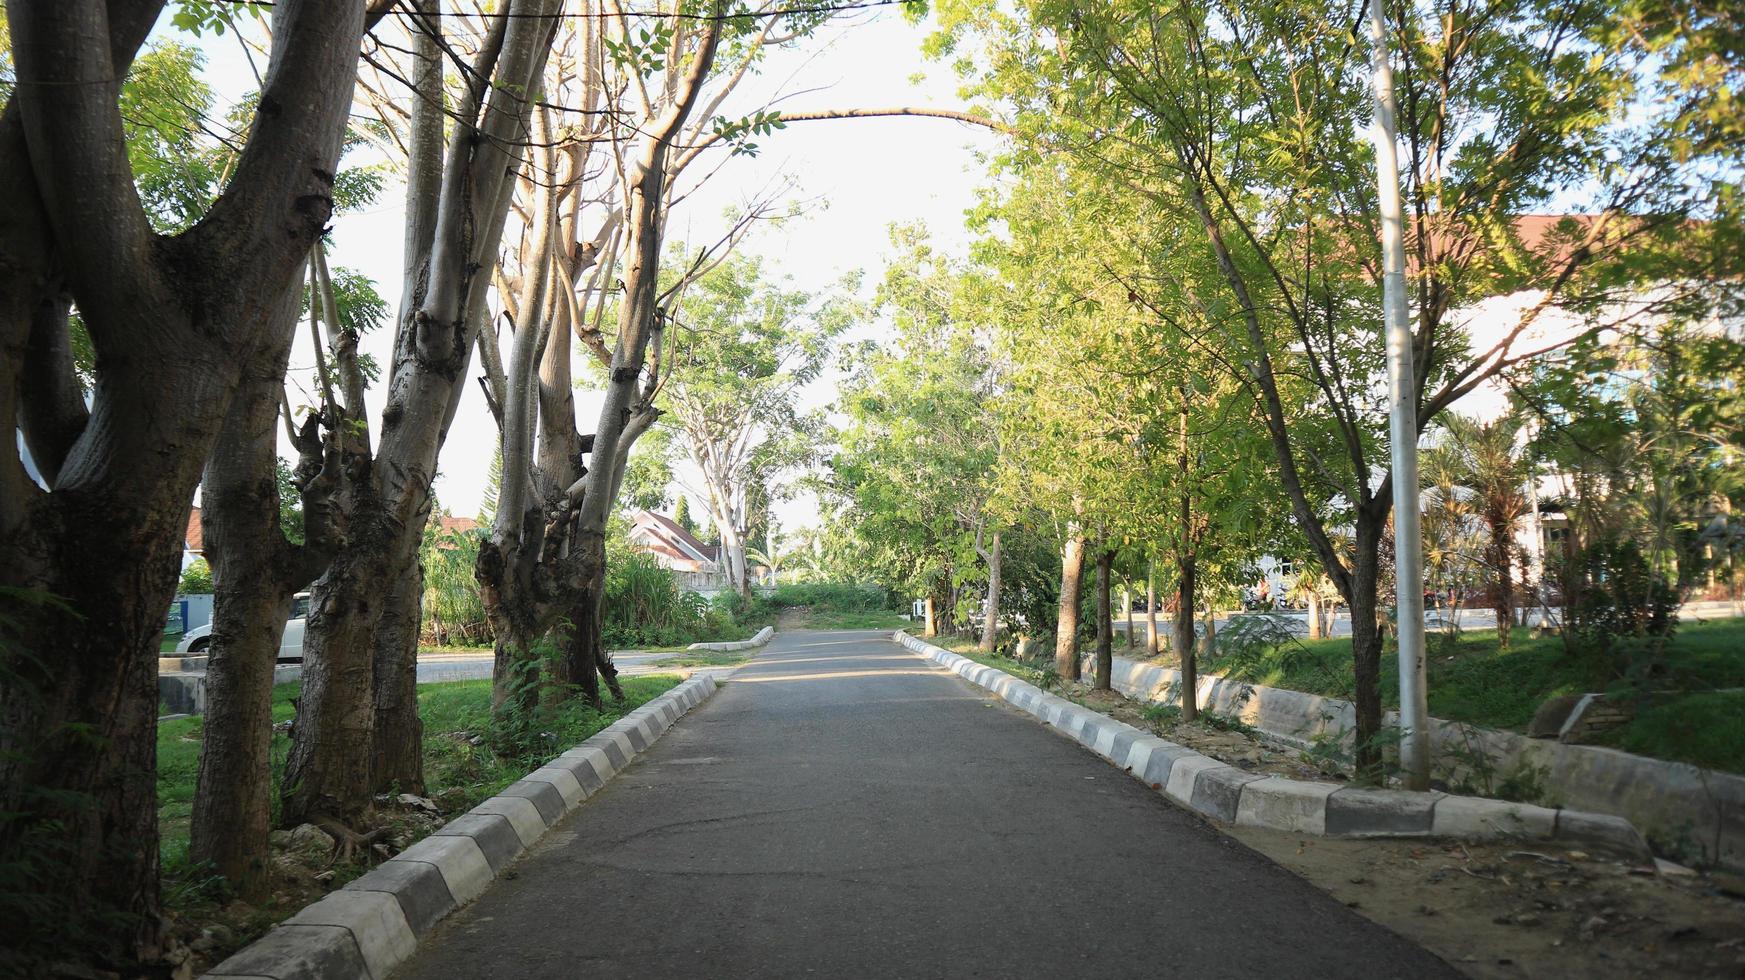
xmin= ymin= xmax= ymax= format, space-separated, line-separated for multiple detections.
xmin=166 ymin=794 xmax=456 ymax=976
xmin=1045 ymin=676 xmax=1745 ymax=977
xmin=1227 ymin=832 xmax=1745 ymax=978
xmin=1061 ymin=683 xmax=1341 ymax=783
xmin=776 ymin=607 xmax=810 ymax=630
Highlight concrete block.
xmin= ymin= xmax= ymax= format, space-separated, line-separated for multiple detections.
xmin=1430 ymin=795 xmax=1557 ymax=840
xmin=284 ymin=890 xmax=416 ymax=980
xmin=1234 ymin=777 xmax=1339 ymax=834
xmin=613 ymin=718 xmax=651 ymax=752
xmin=203 ymin=924 xmax=366 ymax=980
xmin=1108 ymin=730 xmax=1138 ymax=769
xmin=1189 ymin=766 xmax=1267 ymax=822
xmin=470 ymin=795 xmax=547 ymax=847
xmin=432 ymin=813 xmax=524 ymax=872
xmin=343 ymin=859 xmax=455 ymax=937
xmin=1164 ymin=755 xmax=1227 ymax=805
xmin=1325 ymin=788 xmax=1439 ymax=837
xmin=496 ymin=779 xmax=566 ymax=825
xmin=522 ymin=766 xmax=585 ymax=808
xmin=389 ymin=834 xmax=494 ymax=906
xmin=591 ymin=732 xmax=630 ymax=770
xmin=1555 ymin=808 xmax=1653 ymax=859
xmin=553 ymin=749 xmax=609 ymax=794
xmin=1141 ymin=743 xmax=1194 ymax=791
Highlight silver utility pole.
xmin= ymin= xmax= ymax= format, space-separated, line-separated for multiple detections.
xmin=1367 ymin=0 xmax=1431 ymax=790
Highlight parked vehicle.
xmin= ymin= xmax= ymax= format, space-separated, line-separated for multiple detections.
xmin=176 ymin=593 xmax=310 ymax=661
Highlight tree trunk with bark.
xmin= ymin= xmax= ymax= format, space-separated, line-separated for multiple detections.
xmin=190 ymin=277 xmax=342 ymax=895
xmin=1488 ymin=520 xmax=1513 ymax=650
xmin=1175 ymin=548 xmax=1199 ymax=722
xmin=0 ymin=2 xmax=363 ymax=966
xmin=1095 ymin=548 xmax=1114 ymax=690
xmin=370 ymin=554 xmax=427 ymax=793
xmin=978 ymin=530 xmax=1002 ymax=653
xmin=1343 ymin=520 xmax=1387 ymax=776
xmin=1147 ymin=561 xmax=1161 ymax=653
xmin=1055 ymin=529 xmax=1086 ymax=680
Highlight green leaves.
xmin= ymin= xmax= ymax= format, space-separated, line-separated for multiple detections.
xmin=710 ymin=110 xmax=787 ymax=158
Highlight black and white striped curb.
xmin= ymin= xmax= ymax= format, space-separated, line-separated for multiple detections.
xmin=893 ymin=632 xmax=1651 ymax=858
xmin=687 ymin=624 xmax=775 ymax=653
xmin=203 ymin=674 xmax=721 ymax=980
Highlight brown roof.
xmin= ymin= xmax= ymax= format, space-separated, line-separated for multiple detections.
xmin=634 ymin=510 xmax=714 ymax=562
xmin=186 ymin=508 xmax=204 ymax=555
xmin=437 ymin=514 xmax=480 ymax=535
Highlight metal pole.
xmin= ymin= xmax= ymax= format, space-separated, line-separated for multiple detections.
xmin=1367 ymin=0 xmax=1430 ymax=790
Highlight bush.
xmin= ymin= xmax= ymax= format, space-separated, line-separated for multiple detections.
xmin=177 ymin=557 xmax=213 ymax=595
xmin=421 ymin=526 xmax=489 ymax=646
xmin=764 ymin=582 xmax=896 ymax=612
xmin=602 ymin=553 xmax=743 ymax=648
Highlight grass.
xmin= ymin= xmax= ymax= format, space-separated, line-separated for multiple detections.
xmin=156 ymin=673 xmax=683 ymax=878
xmin=654 ymin=650 xmax=753 ymax=668
xmin=785 ymin=609 xmax=913 ymax=631
xmin=1186 ymin=617 xmax=1745 ymax=775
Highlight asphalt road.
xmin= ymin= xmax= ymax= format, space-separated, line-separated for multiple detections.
xmin=395 ymin=629 xmax=1456 ymax=979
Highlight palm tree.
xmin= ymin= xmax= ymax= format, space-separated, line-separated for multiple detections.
xmin=1425 ymin=413 xmax=1532 ymax=648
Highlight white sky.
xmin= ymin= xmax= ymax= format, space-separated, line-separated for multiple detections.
xmin=178 ymin=8 xmax=1000 ymax=534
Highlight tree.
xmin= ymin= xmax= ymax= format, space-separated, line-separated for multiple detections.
xmin=1424 ymin=414 xmax=1532 ymax=647
xmin=938 ymin=0 xmax=1744 ymax=773
xmin=0 ymin=1 xmax=366 ymax=966
xmin=285 ymin=0 xmax=564 ymax=831
xmin=664 ymin=253 xmax=848 ymax=598
xmin=674 ymin=493 xmax=696 ymax=534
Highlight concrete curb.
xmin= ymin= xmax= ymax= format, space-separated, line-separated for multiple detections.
xmin=892 ymin=632 xmax=1651 ymax=860
xmin=687 ymin=624 xmax=775 ymax=653
xmin=203 ymin=674 xmax=721 ymax=980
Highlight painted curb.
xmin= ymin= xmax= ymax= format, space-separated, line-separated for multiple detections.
xmin=892 ymin=632 xmax=1651 ymax=859
xmin=203 ymin=674 xmax=721 ymax=980
xmin=687 ymin=624 xmax=775 ymax=653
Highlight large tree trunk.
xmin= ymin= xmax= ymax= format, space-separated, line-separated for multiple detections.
xmin=1094 ymin=548 xmax=1113 ymax=690
xmin=0 ymin=1 xmax=362 ymax=965
xmin=283 ymin=537 xmax=391 ymax=826
xmin=1054 ymin=530 xmax=1086 ymax=680
xmin=1175 ymin=547 xmax=1199 ymax=722
xmin=1307 ymin=589 xmax=1324 ymax=639
xmin=371 ymin=554 xmax=427 ymax=793
xmin=978 ymin=531 xmax=1002 ymax=653
xmin=190 ymin=282 xmax=314 ymax=896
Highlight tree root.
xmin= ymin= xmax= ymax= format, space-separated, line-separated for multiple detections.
xmin=311 ymin=815 xmax=387 ymax=867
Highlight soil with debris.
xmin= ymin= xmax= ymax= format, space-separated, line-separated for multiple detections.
xmin=1050 ymin=675 xmax=1745 ymax=977
xmin=1229 ymin=833 xmax=1745 ymax=978
xmin=1067 ymin=685 xmax=1341 ymax=783
xmin=164 ymin=793 xmax=456 ymax=977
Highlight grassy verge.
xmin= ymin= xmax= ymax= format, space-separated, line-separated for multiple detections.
xmin=654 ymin=650 xmax=753 ymax=668
xmin=786 ymin=609 xmax=914 ymax=631
xmin=157 ymin=672 xmax=683 ymax=950
xmin=1177 ymin=617 xmax=1745 ymax=775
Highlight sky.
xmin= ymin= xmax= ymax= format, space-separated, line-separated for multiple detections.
xmin=176 ymin=7 xmax=1001 ymax=536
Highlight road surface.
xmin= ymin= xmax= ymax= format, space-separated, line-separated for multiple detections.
xmin=395 ymin=629 xmax=1455 ymax=979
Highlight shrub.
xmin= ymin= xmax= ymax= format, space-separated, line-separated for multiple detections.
xmin=177 ymin=558 xmax=213 ymax=595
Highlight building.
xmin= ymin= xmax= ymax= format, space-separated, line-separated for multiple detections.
xmin=627 ymin=509 xmax=732 ymax=594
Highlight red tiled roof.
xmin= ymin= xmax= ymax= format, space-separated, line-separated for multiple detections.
xmin=186 ymin=508 xmax=204 ymax=555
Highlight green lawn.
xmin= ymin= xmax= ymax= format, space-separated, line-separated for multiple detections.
xmin=1191 ymin=617 xmax=1745 ymax=774
xmin=157 ymin=673 xmax=683 ymax=880
xmin=787 ymin=609 xmax=913 ymax=631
